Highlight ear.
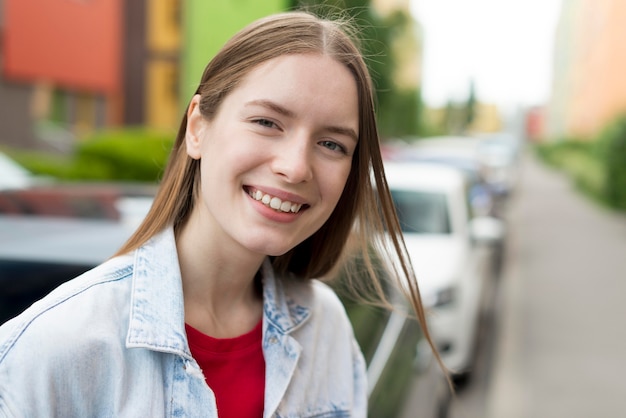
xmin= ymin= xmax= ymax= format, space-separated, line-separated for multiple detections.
xmin=185 ymin=94 xmax=205 ymax=160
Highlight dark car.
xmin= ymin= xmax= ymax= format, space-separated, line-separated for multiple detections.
xmin=339 ymin=290 xmax=451 ymax=417
xmin=0 ymin=187 xmax=451 ymax=417
xmin=0 ymin=184 xmax=153 ymax=322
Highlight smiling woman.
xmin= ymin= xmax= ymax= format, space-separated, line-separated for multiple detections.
xmin=0 ymin=11 xmax=446 ymax=417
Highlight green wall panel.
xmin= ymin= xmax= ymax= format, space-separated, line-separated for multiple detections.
xmin=181 ymin=0 xmax=288 ymax=110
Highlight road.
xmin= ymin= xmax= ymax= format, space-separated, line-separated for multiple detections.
xmin=442 ymin=150 xmax=626 ymax=418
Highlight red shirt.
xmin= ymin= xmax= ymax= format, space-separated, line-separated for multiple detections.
xmin=185 ymin=320 xmax=265 ymax=418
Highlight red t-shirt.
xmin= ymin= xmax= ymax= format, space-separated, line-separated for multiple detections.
xmin=185 ymin=320 xmax=265 ymax=418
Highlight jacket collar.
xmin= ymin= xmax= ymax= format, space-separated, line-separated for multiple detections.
xmin=261 ymin=258 xmax=310 ymax=335
xmin=125 ymin=227 xmax=310 ymax=354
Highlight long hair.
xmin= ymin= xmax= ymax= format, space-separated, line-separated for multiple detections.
xmin=115 ymin=11 xmax=448 ymax=379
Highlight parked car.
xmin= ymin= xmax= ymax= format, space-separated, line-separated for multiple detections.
xmin=0 ymin=215 xmax=138 ymax=322
xmin=0 ymin=184 xmax=153 ymax=322
xmin=384 ymin=161 xmax=504 ymax=379
xmin=386 ymin=137 xmax=509 ymax=278
xmin=0 ymin=152 xmax=37 ymax=190
xmin=0 ymin=188 xmax=451 ymax=417
xmin=385 ymin=138 xmax=498 ymax=216
xmin=474 ymin=132 xmax=522 ymax=198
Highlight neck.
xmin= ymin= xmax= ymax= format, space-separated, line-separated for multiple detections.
xmin=175 ymin=215 xmax=265 ymax=338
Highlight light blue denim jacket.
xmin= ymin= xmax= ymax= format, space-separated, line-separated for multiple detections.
xmin=0 ymin=228 xmax=367 ymax=417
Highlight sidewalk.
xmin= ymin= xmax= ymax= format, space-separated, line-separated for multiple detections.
xmin=486 ymin=152 xmax=626 ymax=417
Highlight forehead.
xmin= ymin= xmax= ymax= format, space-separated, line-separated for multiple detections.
xmin=226 ymin=53 xmax=359 ymax=129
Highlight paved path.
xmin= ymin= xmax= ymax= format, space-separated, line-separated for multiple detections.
xmin=486 ymin=151 xmax=626 ymax=418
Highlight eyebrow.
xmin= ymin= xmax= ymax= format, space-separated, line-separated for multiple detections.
xmin=245 ymin=99 xmax=358 ymax=143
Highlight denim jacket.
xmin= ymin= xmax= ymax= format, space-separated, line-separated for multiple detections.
xmin=0 ymin=228 xmax=367 ymax=417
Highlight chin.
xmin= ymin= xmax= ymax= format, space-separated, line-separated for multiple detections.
xmin=260 ymin=244 xmax=296 ymax=258
xmin=245 ymin=237 xmax=303 ymax=258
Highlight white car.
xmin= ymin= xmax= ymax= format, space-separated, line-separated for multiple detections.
xmin=0 ymin=152 xmax=35 ymax=190
xmin=384 ymin=161 xmax=504 ymax=378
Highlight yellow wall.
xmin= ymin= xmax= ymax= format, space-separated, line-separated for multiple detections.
xmin=147 ymin=0 xmax=181 ymax=53
xmin=145 ymin=0 xmax=181 ymax=130
xmin=146 ymin=61 xmax=180 ymax=130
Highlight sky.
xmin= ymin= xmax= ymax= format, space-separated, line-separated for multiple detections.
xmin=410 ymin=0 xmax=563 ymax=108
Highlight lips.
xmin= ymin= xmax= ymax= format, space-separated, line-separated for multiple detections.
xmin=246 ymin=187 xmax=306 ymax=213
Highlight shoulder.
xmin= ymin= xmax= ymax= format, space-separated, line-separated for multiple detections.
xmin=0 ymin=253 xmax=138 ymax=414
xmin=281 ymin=277 xmax=349 ymax=321
xmin=279 ymin=278 xmax=355 ymax=343
xmin=309 ymin=279 xmax=350 ymax=318
xmin=271 ymin=278 xmax=368 ymax=416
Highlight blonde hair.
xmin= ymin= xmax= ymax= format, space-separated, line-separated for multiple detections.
xmin=115 ymin=11 xmax=447 ymax=378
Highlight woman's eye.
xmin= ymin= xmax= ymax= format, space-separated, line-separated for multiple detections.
xmin=253 ymin=118 xmax=276 ymax=129
xmin=320 ymin=140 xmax=346 ymax=154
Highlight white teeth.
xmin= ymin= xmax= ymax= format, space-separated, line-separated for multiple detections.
xmin=250 ymin=189 xmax=303 ymax=213
xmin=270 ymin=197 xmax=281 ymax=209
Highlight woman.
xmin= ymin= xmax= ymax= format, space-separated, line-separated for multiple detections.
xmin=0 ymin=11 xmax=442 ymax=417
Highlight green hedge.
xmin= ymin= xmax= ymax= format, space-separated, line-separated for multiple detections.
xmin=597 ymin=114 xmax=626 ymax=210
xmin=6 ymin=128 xmax=175 ymax=183
xmin=75 ymin=128 xmax=175 ymax=182
xmin=534 ymin=139 xmax=606 ymax=205
xmin=535 ymin=113 xmax=626 ymax=211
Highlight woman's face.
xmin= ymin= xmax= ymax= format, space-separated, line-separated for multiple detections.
xmin=185 ymin=53 xmax=359 ymax=258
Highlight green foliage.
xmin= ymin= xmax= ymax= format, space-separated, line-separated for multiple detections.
xmin=377 ymin=88 xmax=422 ymax=138
xmin=438 ymin=80 xmax=477 ymax=135
xmin=289 ymin=0 xmax=426 ymax=139
xmin=76 ymin=128 xmax=174 ymax=182
xmin=596 ymin=114 xmax=626 ymax=210
xmin=534 ymin=114 xmax=626 ymax=213
xmin=534 ymin=139 xmax=607 ymax=206
xmin=2 ymin=148 xmax=73 ymax=179
xmin=6 ymin=128 xmax=175 ymax=183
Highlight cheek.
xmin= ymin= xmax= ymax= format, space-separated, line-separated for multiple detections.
xmin=321 ymin=164 xmax=353 ymax=208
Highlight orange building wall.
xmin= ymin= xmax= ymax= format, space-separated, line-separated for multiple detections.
xmin=3 ymin=0 xmax=123 ymax=94
xmin=558 ymin=0 xmax=626 ymax=138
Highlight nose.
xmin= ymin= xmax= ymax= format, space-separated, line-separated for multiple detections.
xmin=270 ymin=134 xmax=313 ymax=183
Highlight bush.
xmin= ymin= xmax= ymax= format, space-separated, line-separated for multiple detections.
xmin=75 ymin=128 xmax=175 ymax=182
xmin=534 ymin=139 xmax=606 ymax=204
xmin=2 ymin=149 xmax=74 ymax=178
xmin=5 ymin=128 xmax=176 ymax=183
xmin=597 ymin=115 xmax=626 ymax=210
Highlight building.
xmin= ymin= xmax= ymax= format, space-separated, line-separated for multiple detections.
xmin=0 ymin=0 xmax=123 ymax=149
xmin=548 ymin=0 xmax=626 ymax=139
xmin=0 ymin=0 xmax=285 ymax=150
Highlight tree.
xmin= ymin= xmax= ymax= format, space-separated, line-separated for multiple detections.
xmin=289 ymin=0 xmax=427 ymax=139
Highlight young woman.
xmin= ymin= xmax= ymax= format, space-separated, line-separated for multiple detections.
xmin=0 ymin=11 xmax=442 ymax=417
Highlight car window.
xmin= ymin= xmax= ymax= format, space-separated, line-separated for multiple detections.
xmin=391 ymin=189 xmax=451 ymax=234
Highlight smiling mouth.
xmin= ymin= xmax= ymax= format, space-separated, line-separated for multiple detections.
xmin=246 ymin=187 xmax=307 ymax=213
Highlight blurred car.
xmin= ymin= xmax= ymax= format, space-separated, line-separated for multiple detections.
xmin=0 ymin=184 xmax=154 ymax=322
xmin=386 ymin=137 xmax=509 ymax=277
xmin=474 ymin=132 xmax=522 ymax=198
xmin=384 ymin=161 xmax=504 ymax=379
xmin=0 ymin=215 xmax=139 ymax=322
xmin=386 ymin=137 xmax=499 ymax=218
xmin=338 ymin=287 xmax=451 ymax=417
xmin=0 ymin=188 xmax=451 ymax=417
xmin=0 ymin=182 xmax=156 ymax=220
xmin=0 ymin=152 xmax=38 ymax=190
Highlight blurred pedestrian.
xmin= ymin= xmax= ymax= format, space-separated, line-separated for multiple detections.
xmin=0 ymin=11 xmax=442 ymax=417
